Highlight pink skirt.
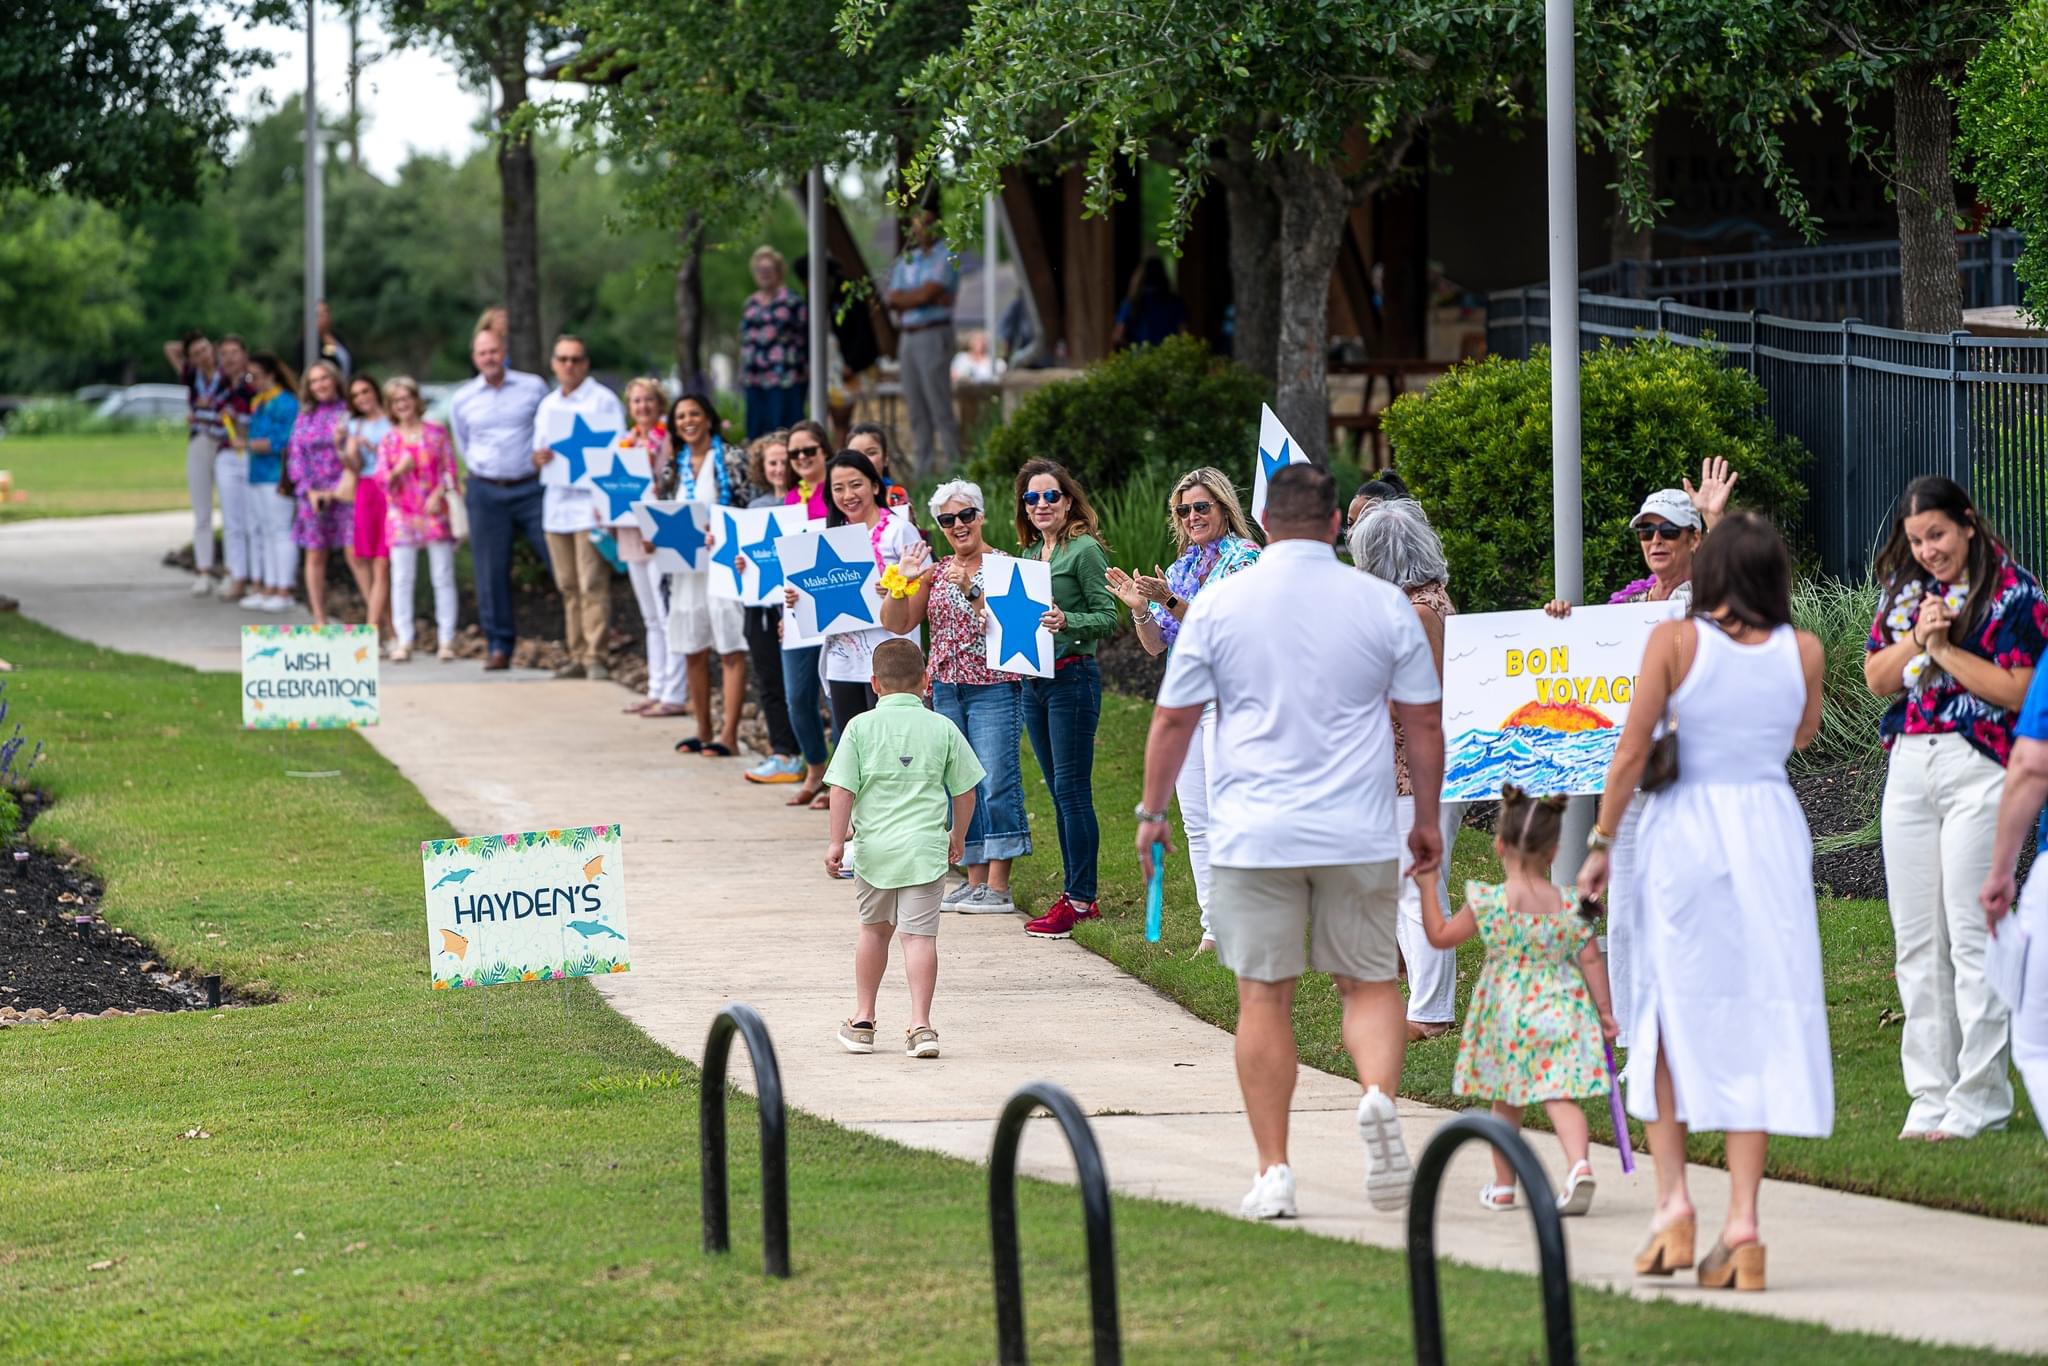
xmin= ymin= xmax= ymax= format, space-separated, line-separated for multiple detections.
xmin=353 ymin=476 xmax=390 ymax=558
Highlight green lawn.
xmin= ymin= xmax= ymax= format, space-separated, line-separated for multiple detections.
xmin=0 ymin=614 xmax=2000 ymax=1362
xmin=0 ymin=429 xmax=189 ymax=522
xmin=1021 ymin=692 xmax=2048 ymax=1226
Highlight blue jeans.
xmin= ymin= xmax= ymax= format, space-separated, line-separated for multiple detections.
xmin=464 ymin=477 xmax=549 ymax=656
xmin=1023 ymin=657 xmax=1102 ymax=902
xmin=744 ymin=384 xmax=806 ymax=440
xmin=780 ymin=644 xmax=828 ymax=766
xmin=932 ymin=680 xmax=1031 ymax=868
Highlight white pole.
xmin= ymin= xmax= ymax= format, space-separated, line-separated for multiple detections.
xmin=807 ymin=163 xmax=828 ymax=424
xmin=1546 ymin=0 xmax=1592 ymax=879
xmin=982 ymin=192 xmax=1000 ymax=354
xmin=303 ymin=0 xmax=323 ymax=371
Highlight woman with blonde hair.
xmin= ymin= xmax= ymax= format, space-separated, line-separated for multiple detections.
xmin=286 ymin=360 xmax=354 ymax=625
xmin=1106 ymin=467 xmax=1260 ymax=950
xmin=741 ymin=244 xmax=808 ymax=439
xmin=614 ymin=376 xmax=689 ymax=716
xmin=378 ymin=376 xmax=461 ymax=661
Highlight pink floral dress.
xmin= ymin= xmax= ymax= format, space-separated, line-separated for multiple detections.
xmin=379 ymin=422 xmax=457 ymax=548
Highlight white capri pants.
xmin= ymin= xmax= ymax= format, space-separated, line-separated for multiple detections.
xmin=2009 ymin=863 xmax=2048 ymax=1117
xmin=1175 ymin=705 xmax=1219 ymax=934
xmin=627 ymin=559 xmax=688 ymax=704
xmin=251 ymin=485 xmax=298 ymax=591
xmin=1396 ymin=794 xmax=1466 ymax=1024
xmin=390 ymin=541 xmax=459 ymax=648
xmin=213 ymin=447 xmax=253 ymax=583
xmin=186 ymin=433 xmax=220 ymax=572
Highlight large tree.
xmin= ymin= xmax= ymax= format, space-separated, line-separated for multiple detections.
xmin=0 ymin=191 xmax=144 ymax=387
xmin=1954 ymin=0 xmax=2048 ymax=325
xmin=861 ymin=0 xmax=1539 ymax=462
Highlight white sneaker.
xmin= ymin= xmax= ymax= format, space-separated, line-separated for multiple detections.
xmin=957 ymin=885 xmax=1017 ymax=915
xmin=261 ymin=594 xmax=294 ymax=613
xmin=1357 ymin=1086 xmax=1412 ymax=1212
xmin=190 ymin=576 xmax=215 ymax=597
xmin=1239 ymin=1162 xmax=1298 ymax=1220
xmin=239 ymin=593 xmax=270 ymax=611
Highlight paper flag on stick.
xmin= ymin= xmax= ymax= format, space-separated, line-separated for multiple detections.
xmin=1250 ymin=402 xmax=1311 ymax=527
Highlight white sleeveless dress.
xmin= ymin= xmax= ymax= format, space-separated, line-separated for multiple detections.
xmin=1626 ymin=622 xmax=1835 ymax=1136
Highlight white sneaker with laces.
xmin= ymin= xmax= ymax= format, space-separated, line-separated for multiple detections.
xmin=1239 ymin=1162 xmax=1298 ymax=1220
xmin=1357 ymin=1085 xmax=1413 ymax=1212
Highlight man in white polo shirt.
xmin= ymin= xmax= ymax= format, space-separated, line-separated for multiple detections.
xmin=1137 ymin=463 xmax=1445 ymax=1220
xmin=531 ymin=335 xmax=626 ymax=681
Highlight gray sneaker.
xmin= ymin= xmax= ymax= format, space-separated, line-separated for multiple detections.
xmin=587 ymin=661 xmax=611 ymax=681
xmin=941 ymin=880 xmax=979 ymax=908
xmin=957 ymin=885 xmax=1017 ymax=915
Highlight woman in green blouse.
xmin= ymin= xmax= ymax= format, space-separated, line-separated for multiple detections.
xmin=1013 ymin=458 xmax=1121 ymax=938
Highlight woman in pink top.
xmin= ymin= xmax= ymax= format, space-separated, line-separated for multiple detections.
xmin=377 ymin=376 xmax=460 ymax=662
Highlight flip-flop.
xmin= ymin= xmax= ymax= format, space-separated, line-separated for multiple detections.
xmin=787 ymin=784 xmax=822 ymax=808
xmin=702 ymin=742 xmax=734 ymax=758
xmin=674 ymin=737 xmax=705 ymax=754
xmin=641 ymin=703 xmax=690 ymax=717
xmin=622 ymin=699 xmax=656 ymax=714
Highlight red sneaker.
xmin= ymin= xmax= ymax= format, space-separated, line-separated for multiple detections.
xmin=1024 ymin=896 xmax=1077 ymax=939
xmin=1070 ymin=899 xmax=1101 ymax=922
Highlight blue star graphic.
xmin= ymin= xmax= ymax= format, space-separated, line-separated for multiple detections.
xmin=789 ymin=538 xmax=876 ymax=632
xmin=741 ymin=519 xmax=787 ymax=600
xmin=548 ymin=414 xmax=617 ymax=484
xmin=645 ymin=502 xmax=707 ymax=569
xmin=590 ymin=460 xmax=653 ymax=521
xmin=711 ymin=511 xmax=746 ymax=595
xmin=986 ymin=567 xmax=1051 ymax=670
xmin=1258 ymin=436 xmax=1294 ymax=485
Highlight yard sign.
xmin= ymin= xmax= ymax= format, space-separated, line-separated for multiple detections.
xmin=421 ymin=824 xmax=629 ymax=990
xmin=241 ymin=624 xmax=379 ymax=730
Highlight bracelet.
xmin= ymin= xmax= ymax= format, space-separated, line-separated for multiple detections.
xmin=878 ymin=565 xmax=923 ymax=600
xmin=1133 ymin=804 xmax=1169 ymax=824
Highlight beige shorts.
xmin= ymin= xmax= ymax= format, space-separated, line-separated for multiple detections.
xmin=854 ymin=875 xmax=945 ymax=937
xmin=1209 ymin=861 xmax=1400 ymax=983
xmin=666 ymin=570 xmax=747 ymax=655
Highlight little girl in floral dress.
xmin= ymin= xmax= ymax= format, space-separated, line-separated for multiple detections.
xmin=1422 ymin=784 xmax=1618 ymax=1215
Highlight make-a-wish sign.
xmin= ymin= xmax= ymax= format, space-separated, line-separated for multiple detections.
xmin=982 ymin=554 xmax=1055 ymax=678
xmin=585 ymin=446 xmax=655 ymax=528
xmin=632 ymin=499 xmax=712 ymax=574
xmin=420 ymin=824 xmax=629 ymax=990
xmin=241 ymin=623 xmax=378 ymax=730
xmin=779 ymin=522 xmax=883 ymax=639
xmin=710 ymin=504 xmax=819 ymax=606
xmin=1440 ymin=601 xmax=1683 ymax=802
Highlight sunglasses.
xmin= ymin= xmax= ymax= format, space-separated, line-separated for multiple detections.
xmin=1173 ymin=500 xmax=1216 ymax=520
xmin=1635 ymin=523 xmax=1690 ymax=542
xmin=789 ymin=444 xmax=824 ymax=460
xmin=936 ymin=508 xmax=981 ymax=529
xmin=1021 ymin=489 xmax=1065 ymax=507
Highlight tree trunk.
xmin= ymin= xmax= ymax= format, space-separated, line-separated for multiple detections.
xmin=495 ymin=64 xmax=543 ymax=373
xmin=1609 ymin=129 xmax=1655 ymax=270
xmin=675 ymin=211 xmax=706 ymax=393
xmin=1894 ymin=60 xmax=1961 ymax=333
xmin=1271 ymin=153 xmax=1351 ymax=466
xmin=1217 ymin=139 xmax=1281 ymax=387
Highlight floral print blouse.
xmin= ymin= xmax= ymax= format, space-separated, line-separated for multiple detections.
xmin=378 ymin=422 xmax=457 ymax=547
xmin=1147 ymin=534 xmax=1261 ymax=651
xmin=1866 ymin=552 xmax=2048 ymax=767
xmin=286 ymin=400 xmax=349 ymax=496
xmin=740 ymin=287 xmax=808 ymax=390
xmin=925 ymin=554 xmax=1007 ymax=685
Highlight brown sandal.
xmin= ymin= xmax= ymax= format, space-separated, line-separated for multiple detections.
xmin=1633 ymin=1216 xmax=1696 ymax=1277
xmin=787 ymin=784 xmax=822 ymax=808
xmin=1696 ymin=1239 xmax=1765 ymax=1291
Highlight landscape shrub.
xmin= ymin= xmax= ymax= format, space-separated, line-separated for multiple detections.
xmin=1792 ymin=575 xmax=1889 ymax=850
xmin=1382 ymin=338 xmax=1809 ymax=612
xmin=966 ymin=334 xmax=1269 ymax=499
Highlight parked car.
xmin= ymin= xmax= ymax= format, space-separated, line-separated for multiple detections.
xmin=72 ymin=383 xmax=121 ymax=406
xmin=94 ymin=385 xmax=189 ymax=424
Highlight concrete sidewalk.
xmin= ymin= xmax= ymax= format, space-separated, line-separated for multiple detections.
xmin=8 ymin=512 xmax=2048 ymax=1356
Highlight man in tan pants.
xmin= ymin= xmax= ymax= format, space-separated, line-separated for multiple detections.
xmin=531 ymin=335 xmax=624 ymax=680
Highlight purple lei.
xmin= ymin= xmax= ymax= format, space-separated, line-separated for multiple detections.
xmin=1610 ymin=575 xmax=1658 ymax=604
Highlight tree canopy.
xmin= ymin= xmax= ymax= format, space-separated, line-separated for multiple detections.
xmin=1954 ymin=0 xmax=2048 ymax=324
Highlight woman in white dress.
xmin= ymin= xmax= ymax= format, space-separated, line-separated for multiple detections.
xmin=1578 ymin=512 xmax=1831 ymax=1295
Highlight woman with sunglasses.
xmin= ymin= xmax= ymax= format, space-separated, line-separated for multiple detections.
xmin=1014 ymin=459 xmax=1120 ymax=939
xmin=778 ymin=420 xmax=836 ymax=807
xmin=883 ymin=480 xmax=1033 ymax=915
xmin=1106 ymin=467 xmax=1260 ymax=951
xmin=1542 ymin=456 xmax=1736 ymax=1051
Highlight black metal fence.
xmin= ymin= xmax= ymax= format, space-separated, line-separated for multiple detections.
xmin=1485 ymin=290 xmax=2048 ymax=579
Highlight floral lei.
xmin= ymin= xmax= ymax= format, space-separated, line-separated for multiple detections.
xmin=1884 ymin=577 xmax=1970 ymax=691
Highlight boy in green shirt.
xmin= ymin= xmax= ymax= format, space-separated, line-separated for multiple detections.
xmin=824 ymin=639 xmax=985 ymax=1058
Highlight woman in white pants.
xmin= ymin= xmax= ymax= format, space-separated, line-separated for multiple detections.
xmin=614 ymin=378 xmax=689 ymax=715
xmin=1106 ymin=467 xmax=1260 ymax=952
xmin=166 ymin=332 xmax=231 ymax=594
xmin=1350 ymin=497 xmax=1464 ymax=1038
xmin=212 ymin=334 xmax=257 ymax=600
xmin=378 ymin=378 xmax=461 ymax=661
xmin=234 ymin=351 xmax=301 ymax=612
xmin=1866 ymin=475 xmax=2046 ymax=1142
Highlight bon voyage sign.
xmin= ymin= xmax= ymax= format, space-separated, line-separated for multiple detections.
xmin=1440 ymin=602 xmax=1682 ymax=801
xmin=420 ymin=824 xmax=629 ymax=990
xmin=241 ymin=624 xmax=379 ymax=729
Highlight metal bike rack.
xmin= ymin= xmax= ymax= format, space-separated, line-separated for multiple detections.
xmin=988 ymin=1082 xmax=1121 ymax=1364
xmin=1407 ymin=1113 xmax=1576 ymax=1363
xmin=700 ymin=1003 xmax=791 ymax=1278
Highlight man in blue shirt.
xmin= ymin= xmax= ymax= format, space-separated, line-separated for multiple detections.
xmin=1979 ymin=667 xmax=2048 ymax=1119
xmin=885 ymin=209 xmax=962 ymax=480
xmin=450 ymin=327 xmax=549 ymax=670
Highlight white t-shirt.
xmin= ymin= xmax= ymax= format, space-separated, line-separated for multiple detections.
xmin=534 ymin=379 xmax=625 ymax=534
xmin=1157 ymin=538 xmax=1441 ymax=868
xmin=823 ymin=511 xmax=922 ymax=682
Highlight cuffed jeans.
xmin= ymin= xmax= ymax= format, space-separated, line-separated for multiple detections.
xmin=933 ymin=679 xmax=1031 ymax=868
xmin=186 ymin=433 xmax=220 ymax=571
xmin=465 ymin=478 xmax=549 ymax=656
xmin=1395 ymin=794 xmax=1466 ymax=1024
xmin=213 ymin=448 xmax=253 ymax=582
xmin=1882 ymin=732 xmax=2013 ymax=1137
xmin=745 ymin=606 xmax=799 ymax=756
xmin=391 ymin=541 xmax=458 ymax=648
xmin=1024 ymin=656 xmax=1102 ymax=903
xmin=780 ymin=644 xmax=828 ymax=766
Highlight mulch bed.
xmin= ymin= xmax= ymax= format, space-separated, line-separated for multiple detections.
xmin=1 ymin=791 xmax=222 ymax=1024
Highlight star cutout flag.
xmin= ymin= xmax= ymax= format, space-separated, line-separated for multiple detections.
xmin=983 ymin=555 xmax=1055 ymax=678
xmin=1250 ymin=402 xmax=1311 ymax=527
xmin=632 ymin=499 xmax=710 ymax=574
xmin=709 ymin=505 xmax=817 ymax=606
xmin=781 ymin=524 xmax=882 ymax=638
xmin=588 ymin=448 xmax=654 ymax=525
xmin=542 ymin=413 xmax=618 ymax=487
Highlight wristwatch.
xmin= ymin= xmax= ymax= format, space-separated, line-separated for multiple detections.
xmin=965 ymin=582 xmax=983 ymax=602
xmin=1586 ymin=824 xmax=1615 ymax=852
xmin=1164 ymin=594 xmax=1182 ymax=612
xmin=1134 ymin=804 xmax=1169 ymax=824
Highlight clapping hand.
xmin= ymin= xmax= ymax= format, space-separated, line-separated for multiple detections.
xmin=1684 ymin=456 xmax=1739 ymax=528
xmin=1133 ymin=566 xmax=1172 ymax=603
xmin=1104 ymin=567 xmax=1150 ymax=611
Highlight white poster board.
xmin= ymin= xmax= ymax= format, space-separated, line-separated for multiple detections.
xmin=1441 ymin=601 xmax=1682 ymax=801
xmin=779 ymin=522 xmax=884 ymax=639
xmin=538 ymin=411 xmax=618 ymax=488
xmin=421 ymin=823 xmax=628 ymax=990
xmin=710 ymin=505 xmax=819 ymax=606
xmin=241 ymin=624 xmax=379 ymax=729
xmin=586 ymin=447 xmax=654 ymax=527
xmin=1250 ymin=402 xmax=1311 ymax=527
xmin=982 ymin=554 xmax=1054 ymax=678
xmin=631 ymin=499 xmax=711 ymax=574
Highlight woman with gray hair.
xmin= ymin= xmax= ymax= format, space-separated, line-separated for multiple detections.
xmin=1349 ymin=496 xmax=1463 ymax=1040
xmin=883 ymin=478 xmax=1032 ymax=914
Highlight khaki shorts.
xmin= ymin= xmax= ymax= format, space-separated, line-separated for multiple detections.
xmin=854 ymin=875 xmax=944 ymax=937
xmin=1209 ymin=861 xmax=1400 ymax=983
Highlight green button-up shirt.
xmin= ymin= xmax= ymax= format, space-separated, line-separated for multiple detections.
xmin=823 ymin=693 xmax=986 ymax=889
xmin=1035 ymin=532 xmax=1120 ymax=658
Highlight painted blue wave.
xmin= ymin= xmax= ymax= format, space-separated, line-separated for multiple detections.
xmin=1443 ymin=726 xmax=1618 ymax=801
